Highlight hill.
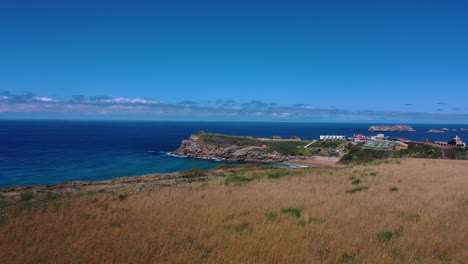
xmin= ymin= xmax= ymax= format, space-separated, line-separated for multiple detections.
xmin=1 ymin=159 xmax=467 ymax=263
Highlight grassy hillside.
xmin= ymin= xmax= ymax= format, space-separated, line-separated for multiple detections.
xmin=197 ymin=132 xmax=348 ymax=157
xmin=1 ymin=159 xmax=467 ymax=263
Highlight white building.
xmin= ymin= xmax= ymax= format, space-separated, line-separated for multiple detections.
xmin=320 ymin=135 xmax=346 ymax=141
xmin=370 ymin=134 xmax=385 ymax=141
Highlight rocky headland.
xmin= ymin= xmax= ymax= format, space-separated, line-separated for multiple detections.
xmin=368 ymin=124 xmax=416 ymax=132
xmin=173 ymin=132 xmax=287 ymax=162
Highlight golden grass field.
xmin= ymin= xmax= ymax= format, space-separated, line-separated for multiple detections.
xmin=0 ymin=159 xmax=467 ymax=263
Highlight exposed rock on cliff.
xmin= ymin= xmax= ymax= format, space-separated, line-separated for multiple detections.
xmin=368 ymin=124 xmax=416 ymax=132
xmin=173 ymin=133 xmax=287 ymax=162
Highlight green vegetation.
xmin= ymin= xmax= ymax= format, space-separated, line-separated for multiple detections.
xmin=197 ymin=132 xmax=348 ymax=157
xmin=198 ymin=132 xmax=260 ymax=148
xmin=266 ymin=212 xmax=278 ymax=221
xmin=233 ymin=222 xmax=253 ymax=234
xmin=308 ymin=217 xmax=326 ymax=224
xmin=224 ymin=175 xmax=253 ymax=186
xmin=267 ymin=171 xmax=289 ymax=179
xmin=341 ymin=252 xmax=355 ymax=263
xmin=20 ymin=192 xmax=34 ymax=201
xmin=117 ymin=194 xmax=128 ymax=201
xmin=280 ymin=208 xmax=302 ymax=218
xmin=389 ymin=186 xmax=399 ymax=192
xmin=180 ymin=168 xmax=206 ymax=178
xmin=351 ymin=179 xmax=362 ymax=185
xmin=347 ymin=187 xmax=368 ymax=194
xmin=376 ymin=231 xmax=394 ymax=242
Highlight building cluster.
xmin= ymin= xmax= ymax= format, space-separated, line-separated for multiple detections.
xmin=320 ymin=135 xmax=346 ymax=141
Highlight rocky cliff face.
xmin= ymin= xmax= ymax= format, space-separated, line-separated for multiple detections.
xmin=368 ymin=124 xmax=416 ymax=132
xmin=173 ymin=134 xmax=287 ymax=163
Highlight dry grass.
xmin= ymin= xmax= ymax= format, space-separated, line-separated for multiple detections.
xmin=0 ymin=159 xmax=467 ymax=263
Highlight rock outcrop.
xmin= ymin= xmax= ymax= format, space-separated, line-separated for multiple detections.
xmin=368 ymin=124 xmax=416 ymax=132
xmin=173 ymin=134 xmax=287 ymax=162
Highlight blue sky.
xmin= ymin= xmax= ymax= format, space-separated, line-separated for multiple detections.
xmin=1 ymin=0 xmax=467 ymax=122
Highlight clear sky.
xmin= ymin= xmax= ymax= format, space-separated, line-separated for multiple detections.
xmin=1 ymin=0 xmax=467 ymax=122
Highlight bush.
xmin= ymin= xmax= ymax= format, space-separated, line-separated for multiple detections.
xmin=20 ymin=192 xmax=34 ymax=201
xmin=351 ymin=179 xmax=362 ymax=185
xmin=347 ymin=187 xmax=368 ymax=194
xmin=377 ymin=231 xmax=393 ymax=242
xmin=280 ymin=208 xmax=302 ymax=218
xmin=180 ymin=168 xmax=206 ymax=178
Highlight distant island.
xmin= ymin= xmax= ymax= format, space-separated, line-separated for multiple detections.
xmin=368 ymin=124 xmax=415 ymax=132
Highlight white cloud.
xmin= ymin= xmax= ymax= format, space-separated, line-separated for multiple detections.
xmin=33 ymin=97 xmax=57 ymax=102
xmin=99 ymin=97 xmax=157 ymax=104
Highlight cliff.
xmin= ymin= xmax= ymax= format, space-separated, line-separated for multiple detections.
xmin=173 ymin=132 xmax=287 ymax=162
xmin=368 ymin=124 xmax=416 ymax=132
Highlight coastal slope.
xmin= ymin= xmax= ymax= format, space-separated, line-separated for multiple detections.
xmin=1 ymin=159 xmax=467 ymax=263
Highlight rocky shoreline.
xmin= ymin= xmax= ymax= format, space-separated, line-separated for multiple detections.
xmin=173 ymin=134 xmax=288 ymax=162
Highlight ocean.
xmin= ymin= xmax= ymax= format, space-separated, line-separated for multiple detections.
xmin=0 ymin=120 xmax=466 ymax=188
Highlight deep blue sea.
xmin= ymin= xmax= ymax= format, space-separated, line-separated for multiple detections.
xmin=1 ymin=120 xmax=467 ymax=188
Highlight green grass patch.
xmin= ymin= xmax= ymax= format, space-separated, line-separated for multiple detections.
xmin=180 ymin=168 xmax=206 ymax=178
xmin=347 ymin=187 xmax=368 ymax=194
xmin=224 ymin=175 xmax=253 ymax=186
xmin=80 ymin=214 xmax=95 ymax=221
xmin=267 ymin=171 xmax=289 ymax=179
xmin=280 ymin=208 xmax=302 ymax=218
xmin=340 ymin=252 xmax=355 ymax=263
xmin=266 ymin=212 xmax=278 ymax=221
xmin=308 ymin=217 xmax=326 ymax=224
xmin=377 ymin=231 xmax=394 ymax=242
xmin=20 ymin=192 xmax=34 ymax=201
xmin=351 ymin=179 xmax=362 ymax=185
xmin=233 ymin=222 xmax=253 ymax=234
xmin=389 ymin=187 xmax=399 ymax=192
xmin=97 ymin=203 xmax=109 ymax=210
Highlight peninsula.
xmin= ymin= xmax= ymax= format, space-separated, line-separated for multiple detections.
xmin=173 ymin=132 xmax=346 ymax=165
xmin=368 ymin=124 xmax=416 ymax=132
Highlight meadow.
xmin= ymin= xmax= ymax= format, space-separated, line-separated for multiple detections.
xmin=0 ymin=159 xmax=467 ymax=263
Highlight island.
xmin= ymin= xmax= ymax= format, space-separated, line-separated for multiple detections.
xmin=368 ymin=124 xmax=416 ymax=132
xmin=428 ymin=128 xmax=444 ymax=133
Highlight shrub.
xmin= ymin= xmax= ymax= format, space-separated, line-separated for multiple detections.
xmin=351 ymin=179 xmax=362 ymax=185
xmin=280 ymin=208 xmax=302 ymax=218
xmin=117 ymin=194 xmax=128 ymax=201
xmin=20 ymin=192 xmax=34 ymax=201
xmin=377 ymin=231 xmax=393 ymax=242
xmin=266 ymin=212 xmax=278 ymax=220
xmin=347 ymin=187 xmax=368 ymax=194
xmin=389 ymin=187 xmax=399 ymax=192
xmin=233 ymin=222 xmax=253 ymax=234
xmin=181 ymin=168 xmax=206 ymax=178
xmin=341 ymin=252 xmax=354 ymax=262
